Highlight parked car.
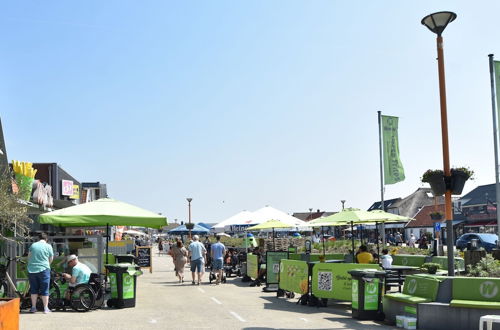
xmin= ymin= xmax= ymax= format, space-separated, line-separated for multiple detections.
xmin=456 ymin=233 xmax=498 ymax=252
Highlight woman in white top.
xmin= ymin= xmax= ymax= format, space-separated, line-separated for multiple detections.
xmin=380 ymin=249 xmax=393 ymax=268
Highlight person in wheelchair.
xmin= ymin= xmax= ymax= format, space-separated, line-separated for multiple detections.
xmin=62 ymin=255 xmax=92 ymax=300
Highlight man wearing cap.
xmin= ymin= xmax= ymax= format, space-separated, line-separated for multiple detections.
xmin=188 ymin=235 xmax=207 ymax=285
xmin=62 ymin=255 xmax=92 ymax=299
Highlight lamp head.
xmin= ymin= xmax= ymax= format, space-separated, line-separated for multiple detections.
xmin=421 ymin=11 xmax=457 ymax=36
xmin=186 ymin=198 xmax=192 ymax=203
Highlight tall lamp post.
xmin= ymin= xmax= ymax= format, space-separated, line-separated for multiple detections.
xmin=341 ymin=200 xmax=346 ymax=211
xmin=186 ymin=198 xmax=193 ymax=239
xmin=421 ymin=11 xmax=457 ymax=276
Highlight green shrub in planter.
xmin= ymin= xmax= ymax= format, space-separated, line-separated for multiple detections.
xmin=420 ymin=262 xmax=441 ymax=274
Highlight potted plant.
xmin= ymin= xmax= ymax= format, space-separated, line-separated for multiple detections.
xmin=421 ymin=169 xmax=446 ymax=196
xmin=450 ymin=167 xmax=474 ymax=195
xmin=185 ymin=223 xmax=194 ymax=230
xmin=420 ymin=262 xmax=441 ymax=274
xmin=430 ymin=211 xmax=443 ymax=221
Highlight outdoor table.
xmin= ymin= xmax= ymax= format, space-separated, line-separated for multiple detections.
xmin=382 ymin=265 xmax=415 ymax=293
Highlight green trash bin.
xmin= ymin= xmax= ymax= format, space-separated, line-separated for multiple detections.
xmin=114 ymin=254 xmax=136 ymax=264
xmin=105 ymin=263 xmax=143 ymax=308
xmin=348 ymin=269 xmax=386 ymax=320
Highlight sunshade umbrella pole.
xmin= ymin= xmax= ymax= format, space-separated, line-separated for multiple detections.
xmin=351 ymin=221 xmax=355 ymax=262
xmin=322 ymin=226 xmax=325 ymax=257
xmin=375 ymin=221 xmax=380 ymax=262
xmin=272 ymin=227 xmax=275 ymax=250
xmin=106 ymin=223 xmax=109 ymax=265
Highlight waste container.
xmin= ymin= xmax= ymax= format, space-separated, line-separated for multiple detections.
xmin=114 ymin=254 xmax=137 ymax=264
xmin=348 ymin=269 xmax=386 ymax=320
xmin=105 ymin=263 xmax=143 ymax=308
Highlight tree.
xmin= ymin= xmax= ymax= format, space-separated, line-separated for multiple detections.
xmin=0 ymin=170 xmax=31 ymax=240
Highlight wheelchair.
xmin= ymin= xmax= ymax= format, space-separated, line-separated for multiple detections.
xmin=54 ymin=272 xmax=104 ymax=312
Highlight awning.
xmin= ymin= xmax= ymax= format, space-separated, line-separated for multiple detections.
xmin=463 ymin=220 xmax=497 ymax=227
xmin=440 ymin=220 xmax=466 ymax=227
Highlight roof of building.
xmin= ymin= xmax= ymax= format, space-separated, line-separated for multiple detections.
xmin=292 ymin=210 xmax=336 ymax=221
xmin=367 ymin=198 xmax=401 ymax=211
xmin=460 ymin=184 xmax=496 ymax=207
xmin=407 ymin=203 xmax=467 ymax=228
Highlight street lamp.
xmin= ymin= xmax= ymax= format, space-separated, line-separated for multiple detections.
xmin=186 ymin=198 xmax=193 ymax=239
xmin=308 ymin=208 xmax=313 ymax=221
xmin=421 ymin=11 xmax=457 ymax=276
xmin=341 ymin=200 xmax=346 ymax=211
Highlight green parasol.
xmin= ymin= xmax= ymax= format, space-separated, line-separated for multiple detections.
xmin=39 ymin=198 xmax=167 ymax=228
xmin=39 ymin=198 xmax=168 ymax=266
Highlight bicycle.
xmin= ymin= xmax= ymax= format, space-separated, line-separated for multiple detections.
xmin=0 ymin=255 xmax=61 ymax=311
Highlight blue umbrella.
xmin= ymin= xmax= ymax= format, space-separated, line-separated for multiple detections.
xmin=168 ymin=224 xmax=210 ymax=235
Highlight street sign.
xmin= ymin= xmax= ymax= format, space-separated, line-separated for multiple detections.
xmin=434 ymin=222 xmax=441 ymax=232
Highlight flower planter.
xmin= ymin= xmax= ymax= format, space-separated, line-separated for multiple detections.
xmin=185 ymin=223 xmax=194 ymax=230
xmin=450 ymin=170 xmax=469 ymax=195
xmin=430 ymin=213 xmax=443 ymax=221
xmin=0 ymin=298 xmax=20 ymax=330
xmin=425 ymin=172 xmax=446 ymax=196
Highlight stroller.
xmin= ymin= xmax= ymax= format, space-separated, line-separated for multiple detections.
xmin=224 ymin=250 xmax=242 ymax=277
xmin=209 ymin=263 xmax=227 ymax=284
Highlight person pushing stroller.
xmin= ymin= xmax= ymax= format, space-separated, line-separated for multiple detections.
xmin=211 ymin=236 xmax=225 ymax=285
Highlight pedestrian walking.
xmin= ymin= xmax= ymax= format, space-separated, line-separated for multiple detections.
xmin=408 ymin=233 xmax=416 ymax=248
xmin=188 ymin=235 xmax=207 ymax=285
xmin=27 ymin=232 xmax=54 ymax=313
xmin=170 ymin=239 xmax=188 ymax=283
xmin=395 ymin=232 xmax=403 ymax=246
xmin=211 ymin=236 xmax=226 ymax=285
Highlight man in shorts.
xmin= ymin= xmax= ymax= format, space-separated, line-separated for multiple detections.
xmin=211 ymin=236 xmax=226 ymax=285
xmin=62 ymin=255 xmax=92 ymax=300
xmin=188 ymin=235 xmax=207 ymax=285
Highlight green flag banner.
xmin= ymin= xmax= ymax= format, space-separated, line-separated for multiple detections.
xmin=382 ymin=115 xmax=405 ymax=184
xmin=494 ymin=61 xmax=500 ymax=130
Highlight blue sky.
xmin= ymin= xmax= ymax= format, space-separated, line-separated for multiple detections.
xmin=2 ymin=1 xmax=500 ymax=224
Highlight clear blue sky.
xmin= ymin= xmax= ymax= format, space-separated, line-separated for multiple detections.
xmin=2 ymin=1 xmax=500 ymax=224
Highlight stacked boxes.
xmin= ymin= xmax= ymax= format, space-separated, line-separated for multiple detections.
xmin=395 ymin=315 xmax=417 ymax=329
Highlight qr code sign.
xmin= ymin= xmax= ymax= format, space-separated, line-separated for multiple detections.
xmin=318 ymin=271 xmax=332 ymax=291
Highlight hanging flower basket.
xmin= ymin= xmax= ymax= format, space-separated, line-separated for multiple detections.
xmin=450 ymin=167 xmax=474 ymax=195
xmin=430 ymin=212 xmax=443 ymax=221
xmin=185 ymin=223 xmax=195 ymax=230
xmin=421 ymin=169 xmax=446 ymax=196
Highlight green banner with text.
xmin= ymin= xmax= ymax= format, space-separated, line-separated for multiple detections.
xmin=495 ymin=61 xmax=500 ymax=131
xmin=382 ymin=115 xmax=405 ymax=184
xmin=246 ymin=253 xmax=259 ymax=279
xmin=279 ymin=259 xmax=309 ymax=294
xmin=330 ymin=263 xmax=380 ymax=301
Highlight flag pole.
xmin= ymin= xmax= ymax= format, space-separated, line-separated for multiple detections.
xmin=378 ymin=111 xmax=386 ymax=246
xmin=488 ymin=54 xmax=500 ymax=245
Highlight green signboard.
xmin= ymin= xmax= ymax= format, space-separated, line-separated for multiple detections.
xmin=123 ymin=273 xmax=134 ymax=299
xmin=329 ymin=263 xmax=380 ymax=301
xmin=266 ymin=251 xmax=288 ymax=285
xmin=364 ymin=278 xmax=379 ymax=310
xmin=352 ymin=279 xmax=359 ymax=309
xmin=279 ymin=259 xmax=309 ymax=294
xmin=246 ymin=253 xmax=259 ymax=279
xmin=110 ymin=272 xmax=118 ymax=298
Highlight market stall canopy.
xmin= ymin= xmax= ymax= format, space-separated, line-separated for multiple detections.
xmin=252 ymin=206 xmax=306 ymax=227
xmin=212 ymin=210 xmax=255 ymax=233
xmin=39 ymin=198 xmax=167 ymax=229
xmin=168 ymin=223 xmax=210 ymax=235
